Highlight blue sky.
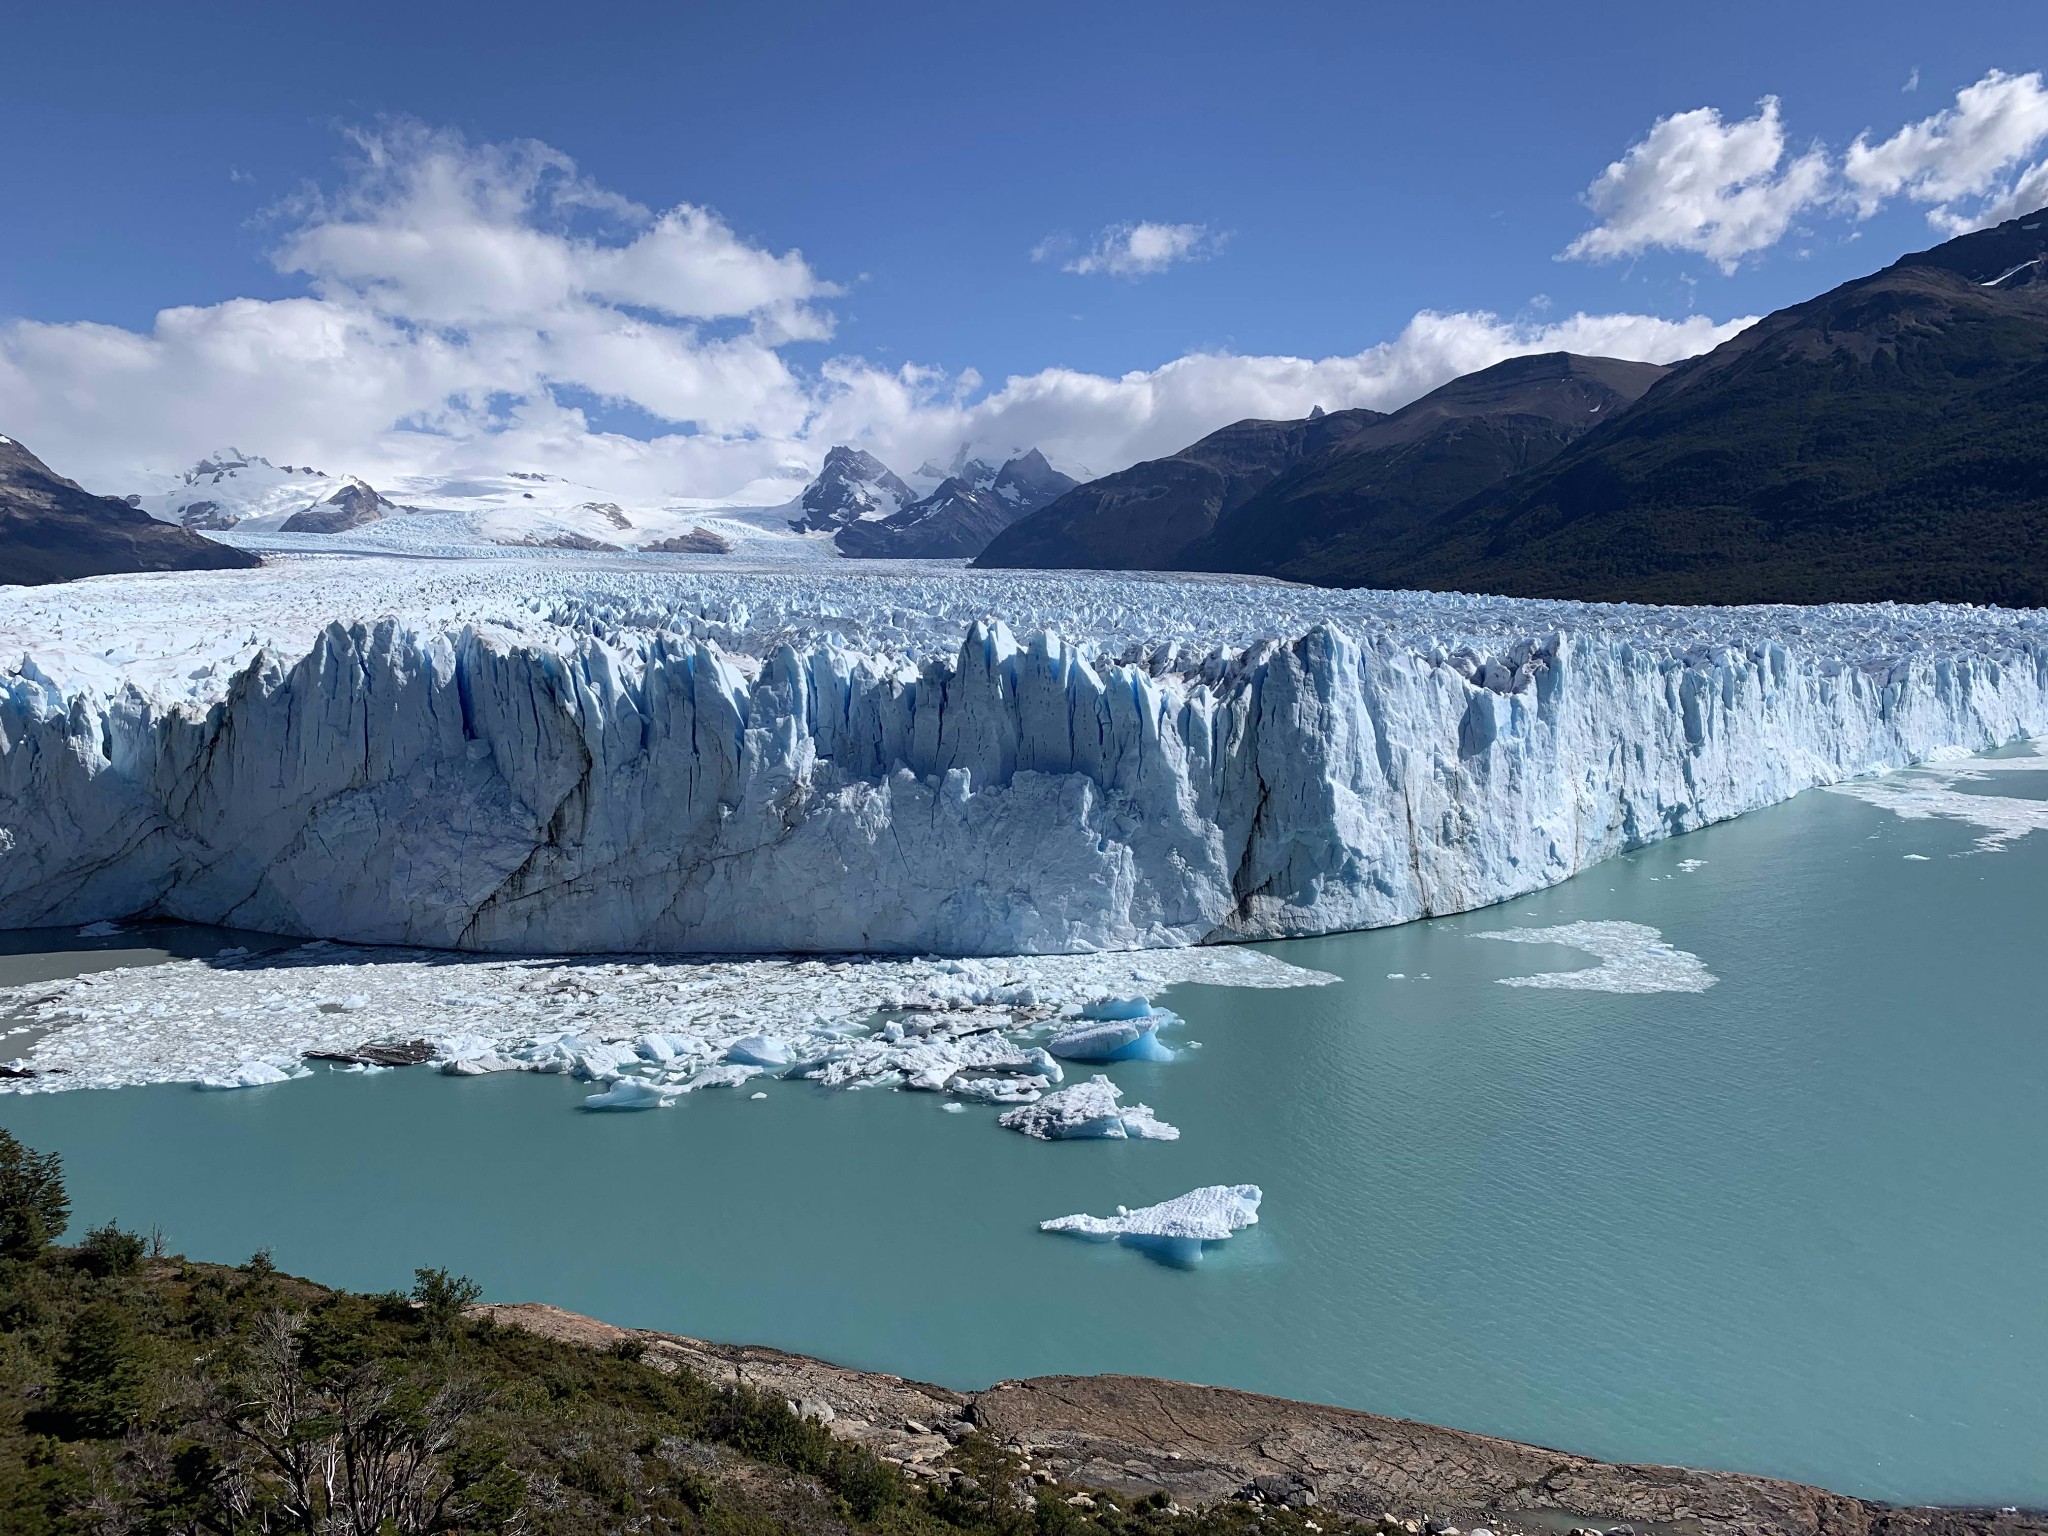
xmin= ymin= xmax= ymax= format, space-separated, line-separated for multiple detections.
xmin=3 ymin=0 xmax=2044 ymax=498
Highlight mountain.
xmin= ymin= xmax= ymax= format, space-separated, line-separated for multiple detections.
xmin=0 ymin=435 xmax=261 ymax=585
xmin=790 ymin=446 xmax=915 ymax=532
xmin=836 ymin=448 xmax=1077 ymax=558
xmin=279 ymin=477 xmax=396 ymax=533
xmin=1176 ymin=353 xmax=1670 ymax=582
xmin=972 ymin=409 xmax=1388 ymax=570
xmin=132 ymin=449 xmax=338 ymax=529
xmin=1341 ymin=209 xmax=2048 ymax=605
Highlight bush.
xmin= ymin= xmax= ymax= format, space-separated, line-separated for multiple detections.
xmin=75 ymin=1222 xmax=146 ymax=1279
xmin=0 ymin=1130 xmax=68 ymax=1260
xmin=413 ymin=1265 xmax=483 ymax=1338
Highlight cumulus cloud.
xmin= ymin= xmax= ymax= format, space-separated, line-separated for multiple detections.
xmin=1844 ymin=68 xmax=2048 ymax=232
xmin=1563 ymin=97 xmax=1831 ymax=273
xmin=1566 ymin=69 xmax=2048 ymax=267
xmin=0 ymin=120 xmax=1747 ymax=504
xmin=1036 ymin=221 xmax=1223 ymax=277
xmin=820 ymin=308 xmax=1750 ymax=481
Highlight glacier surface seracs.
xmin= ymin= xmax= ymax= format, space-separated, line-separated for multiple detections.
xmin=1 ymin=557 xmax=2044 ymax=955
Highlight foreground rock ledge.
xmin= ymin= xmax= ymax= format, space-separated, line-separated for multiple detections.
xmin=476 ymin=1304 xmax=2041 ymax=1536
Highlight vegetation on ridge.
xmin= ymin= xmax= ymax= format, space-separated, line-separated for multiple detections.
xmin=0 ymin=1128 xmax=1373 ymax=1535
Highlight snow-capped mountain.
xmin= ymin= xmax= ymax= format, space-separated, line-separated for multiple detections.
xmin=789 ymin=446 xmax=916 ymax=532
xmin=130 ymin=450 xmax=339 ymax=529
xmin=835 ymin=447 xmax=1076 ymax=559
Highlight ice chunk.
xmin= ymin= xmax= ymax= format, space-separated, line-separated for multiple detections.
xmin=726 ymin=1035 xmax=792 ymax=1067
xmin=194 ymin=1060 xmax=306 ymax=1090
xmin=675 ymin=1063 xmax=763 ymax=1092
xmin=1040 ymin=1184 xmax=1262 ymax=1267
xmin=1048 ymin=1018 xmax=1176 ymax=1062
xmin=583 ymin=1077 xmax=673 ymax=1111
xmin=76 ymin=921 xmax=123 ymax=938
xmin=1082 ymin=996 xmax=1157 ymax=1021
xmin=997 ymin=1074 xmax=1179 ymax=1141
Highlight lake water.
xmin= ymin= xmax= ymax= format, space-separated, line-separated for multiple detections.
xmin=4 ymin=769 xmax=2045 ymax=1507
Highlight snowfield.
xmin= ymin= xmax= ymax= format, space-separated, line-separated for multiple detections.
xmin=2 ymin=554 xmax=2045 ymax=958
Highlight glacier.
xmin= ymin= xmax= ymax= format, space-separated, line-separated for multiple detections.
xmin=1 ymin=556 xmax=2045 ymax=956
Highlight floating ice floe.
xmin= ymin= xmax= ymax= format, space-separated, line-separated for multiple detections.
xmin=998 ymin=1075 xmax=1179 ymax=1140
xmin=1474 ymin=920 xmax=1716 ymax=994
xmin=1825 ymin=744 xmax=2048 ymax=852
xmin=1040 ymin=1184 xmax=1262 ymax=1267
xmin=76 ymin=921 xmax=123 ymax=939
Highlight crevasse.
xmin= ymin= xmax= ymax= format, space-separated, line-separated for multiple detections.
xmin=2 ymin=610 xmax=2043 ymax=954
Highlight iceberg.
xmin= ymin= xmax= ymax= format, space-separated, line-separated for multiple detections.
xmin=725 ymin=1035 xmax=792 ymax=1067
xmin=997 ymin=1074 xmax=1179 ymax=1140
xmin=1040 ymin=1184 xmax=1263 ymax=1267
xmin=2 ymin=561 xmax=2042 ymax=959
xmin=582 ymin=1077 xmax=674 ymax=1111
xmin=1048 ymin=1011 xmax=1179 ymax=1062
xmin=194 ymin=1060 xmax=307 ymax=1090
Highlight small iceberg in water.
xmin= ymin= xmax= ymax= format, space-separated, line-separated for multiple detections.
xmin=195 ymin=1060 xmax=310 ymax=1091
xmin=997 ymin=1074 xmax=1179 ymax=1140
xmin=1040 ymin=1184 xmax=1262 ymax=1267
xmin=1048 ymin=1004 xmax=1180 ymax=1063
xmin=582 ymin=1077 xmax=675 ymax=1111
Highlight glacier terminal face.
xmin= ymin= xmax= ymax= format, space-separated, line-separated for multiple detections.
xmin=1 ymin=556 xmax=2044 ymax=954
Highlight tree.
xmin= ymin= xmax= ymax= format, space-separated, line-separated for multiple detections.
xmin=0 ymin=1128 xmax=68 ymax=1260
xmin=52 ymin=1302 xmax=148 ymax=1437
xmin=410 ymin=1268 xmax=481 ymax=1342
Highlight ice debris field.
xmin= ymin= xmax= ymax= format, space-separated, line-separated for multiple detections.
xmin=2 ymin=556 xmax=2044 ymax=960
xmin=0 ymin=940 xmax=1328 ymax=1103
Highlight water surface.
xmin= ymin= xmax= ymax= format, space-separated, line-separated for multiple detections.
xmin=4 ymin=776 xmax=2045 ymax=1506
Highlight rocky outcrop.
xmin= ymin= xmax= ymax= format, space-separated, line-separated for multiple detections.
xmin=478 ymin=1305 xmax=2045 ymax=1536
xmin=280 ymin=477 xmax=394 ymax=533
xmin=0 ymin=434 xmax=261 ymax=586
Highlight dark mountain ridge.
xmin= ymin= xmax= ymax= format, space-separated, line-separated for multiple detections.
xmin=1335 ymin=208 xmax=2048 ymax=605
xmin=974 ymin=407 xmax=1389 ymax=570
xmin=1177 ymin=353 xmax=1669 ymax=582
xmin=0 ymin=435 xmax=261 ymax=586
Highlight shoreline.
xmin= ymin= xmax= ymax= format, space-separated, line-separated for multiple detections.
xmin=478 ymin=1302 xmax=2045 ymax=1536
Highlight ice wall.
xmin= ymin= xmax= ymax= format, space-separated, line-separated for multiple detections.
xmin=2 ymin=608 xmax=2044 ymax=954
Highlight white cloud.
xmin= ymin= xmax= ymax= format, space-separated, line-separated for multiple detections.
xmin=1844 ymin=68 xmax=2048 ymax=232
xmin=821 ymin=309 xmax=1752 ymax=481
xmin=1037 ymin=221 xmax=1223 ymax=278
xmin=0 ymin=120 xmax=1748 ymax=505
xmin=1563 ymin=97 xmax=1831 ymax=273
xmin=1567 ymin=70 xmax=2048 ymax=267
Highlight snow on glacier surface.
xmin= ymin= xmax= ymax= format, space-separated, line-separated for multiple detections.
xmin=1 ymin=555 xmax=2045 ymax=958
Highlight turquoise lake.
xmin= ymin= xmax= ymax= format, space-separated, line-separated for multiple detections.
xmin=3 ymin=769 xmax=2045 ymax=1507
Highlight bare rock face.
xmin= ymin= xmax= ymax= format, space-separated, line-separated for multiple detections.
xmin=280 ymin=478 xmax=395 ymax=533
xmin=0 ymin=433 xmax=261 ymax=586
xmin=837 ymin=449 xmax=1078 ymax=559
xmin=644 ymin=527 xmax=734 ymax=554
xmin=475 ymin=1307 xmax=2045 ymax=1536
xmin=792 ymin=446 xmax=916 ymax=532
